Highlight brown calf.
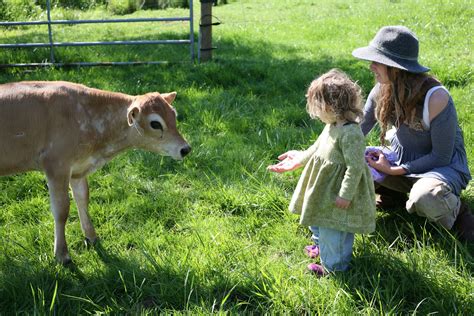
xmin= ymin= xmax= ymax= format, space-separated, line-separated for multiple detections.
xmin=0 ymin=81 xmax=191 ymax=264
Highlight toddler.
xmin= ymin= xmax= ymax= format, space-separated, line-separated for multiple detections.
xmin=268 ymin=69 xmax=376 ymax=275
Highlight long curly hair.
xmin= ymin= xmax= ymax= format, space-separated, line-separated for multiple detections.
xmin=306 ymin=69 xmax=363 ymax=124
xmin=375 ymin=67 xmax=439 ymax=144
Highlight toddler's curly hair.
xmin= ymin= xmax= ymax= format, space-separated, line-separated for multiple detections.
xmin=306 ymin=69 xmax=363 ymax=123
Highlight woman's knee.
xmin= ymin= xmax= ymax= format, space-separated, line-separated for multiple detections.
xmin=407 ymin=178 xmax=459 ymax=227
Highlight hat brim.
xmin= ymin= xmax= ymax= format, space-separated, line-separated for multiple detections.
xmin=352 ymin=46 xmax=430 ymax=73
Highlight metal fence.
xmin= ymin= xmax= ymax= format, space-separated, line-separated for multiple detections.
xmin=0 ymin=0 xmax=194 ymax=67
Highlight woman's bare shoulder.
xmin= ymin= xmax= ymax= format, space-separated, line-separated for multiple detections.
xmin=429 ymin=89 xmax=450 ymax=121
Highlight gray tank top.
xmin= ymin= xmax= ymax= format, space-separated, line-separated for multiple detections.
xmin=361 ymin=84 xmax=471 ymax=195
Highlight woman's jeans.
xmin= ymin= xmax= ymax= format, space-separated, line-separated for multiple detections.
xmin=309 ymin=226 xmax=354 ymax=272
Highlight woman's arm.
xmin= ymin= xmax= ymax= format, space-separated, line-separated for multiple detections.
xmin=360 ymin=84 xmax=379 ymax=136
xmin=400 ymin=92 xmax=455 ymax=174
xmin=369 ymin=90 xmax=455 ymax=175
xmin=428 ymin=89 xmax=450 ymax=121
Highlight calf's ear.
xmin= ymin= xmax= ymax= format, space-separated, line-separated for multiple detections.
xmin=161 ymin=92 xmax=177 ymax=104
xmin=127 ymin=106 xmax=141 ymax=126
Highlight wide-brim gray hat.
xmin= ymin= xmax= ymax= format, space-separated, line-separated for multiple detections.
xmin=352 ymin=25 xmax=430 ymax=73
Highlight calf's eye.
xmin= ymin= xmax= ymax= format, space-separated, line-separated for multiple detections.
xmin=150 ymin=121 xmax=163 ymax=130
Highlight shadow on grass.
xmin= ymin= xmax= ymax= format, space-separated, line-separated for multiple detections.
xmin=326 ymin=200 xmax=473 ymax=315
xmin=375 ymin=203 xmax=474 ymax=267
xmin=0 ymin=239 xmax=263 ymax=313
xmin=334 ymin=249 xmax=473 ymax=314
xmin=89 ymin=239 xmax=295 ymax=313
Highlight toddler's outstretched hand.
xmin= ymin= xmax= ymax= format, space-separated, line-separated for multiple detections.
xmin=267 ymin=150 xmax=303 ymax=173
xmin=335 ymin=196 xmax=351 ymax=209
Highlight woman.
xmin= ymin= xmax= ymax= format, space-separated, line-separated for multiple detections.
xmin=352 ymin=25 xmax=473 ymax=242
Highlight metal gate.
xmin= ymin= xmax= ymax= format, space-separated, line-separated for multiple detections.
xmin=0 ymin=0 xmax=194 ymax=67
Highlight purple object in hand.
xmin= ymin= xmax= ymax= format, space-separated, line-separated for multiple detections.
xmin=365 ymin=147 xmax=398 ymax=182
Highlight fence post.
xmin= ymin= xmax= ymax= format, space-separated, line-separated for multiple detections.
xmin=199 ymin=0 xmax=213 ymax=62
xmin=46 ymin=0 xmax=55 ymax=64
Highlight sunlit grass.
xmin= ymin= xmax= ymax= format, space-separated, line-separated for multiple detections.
xmin=0 ymin=0 xmax=473 ymax=314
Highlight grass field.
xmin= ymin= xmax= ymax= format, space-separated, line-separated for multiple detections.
xmin=0 ymin=0 xmax=473 ymax=314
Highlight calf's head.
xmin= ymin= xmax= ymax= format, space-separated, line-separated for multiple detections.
xmin=127 ymin=92 xmax=191 ymax=160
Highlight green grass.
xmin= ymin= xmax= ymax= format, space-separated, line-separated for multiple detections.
xmin=0 ymin=0 xmax=473 ymax=314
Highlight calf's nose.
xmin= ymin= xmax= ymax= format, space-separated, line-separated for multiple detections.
xmin=180 ymin=145 xmax=192 ymax=157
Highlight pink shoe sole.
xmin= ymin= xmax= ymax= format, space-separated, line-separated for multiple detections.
xmin=304 ymin=245 xmax=320 ymax=258
xmin=307 ymin=263 xmax=326 ymax=276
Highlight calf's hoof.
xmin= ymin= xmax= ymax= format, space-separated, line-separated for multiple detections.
xmin=84 ymin=236 xmax=99 ymax=249
xmin=57 ymin=255 xmax=73 ymax=266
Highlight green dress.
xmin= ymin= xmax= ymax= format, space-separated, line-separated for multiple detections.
xmin=289 ymin=123 xmax=376 ymax=234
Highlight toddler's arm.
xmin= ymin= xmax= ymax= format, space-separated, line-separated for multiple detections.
xmin=335 ymin=196 xmax=351 ymax=209
xmin=338 ymin=126 xmax=367 ymax=201
xmin=268 ymin=125 xmax=327 ymax=173
xmin=267 ymin=150 xmax=303 ymax=173
xmin=267 ymin=132 xmax=322 ymax=173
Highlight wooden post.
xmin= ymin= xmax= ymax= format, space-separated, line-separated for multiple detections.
xmin=199 ymin=0 xmax=213 ymax=62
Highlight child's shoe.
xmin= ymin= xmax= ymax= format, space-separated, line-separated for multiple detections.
xmin=304 ymin=245 xmax=320 ymax=258
xmin=307 ymin=263 xmax=326 ymax=276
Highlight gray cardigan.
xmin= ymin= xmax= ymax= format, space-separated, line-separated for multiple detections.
xmin=361 ymin=84 xmax=471 ymax=196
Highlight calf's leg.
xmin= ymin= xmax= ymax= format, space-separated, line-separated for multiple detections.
xmin=70 ymin=177 xmax=97 ymax=245
xmin=46 ymin=172 xmax=72 ymax=264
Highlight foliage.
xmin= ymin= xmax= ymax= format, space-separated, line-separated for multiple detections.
xmin=0 ymin=0 xmax=230 ymax=20
xmin=106 ymin=0 xmax=142 ymax=15
xmin=0 ymin=0 xmax=473 ymax=314
xmin=35 ymin=0 xmax=107 ymax=10
xmin=141 ymin=0 xmax=189 ymax=9
xmin=0 ymin=0 xmax=42 ymax=21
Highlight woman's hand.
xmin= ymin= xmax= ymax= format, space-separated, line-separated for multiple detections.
xmin=267 ymin=150 xmax=303 ymax=173
xmin=335 ymin=196 xmax=351 ymax=209
xmin=366 ymin=151 xmax=407 ymax=176
xmin=367 ymin=152 xmax=392 ymax=173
